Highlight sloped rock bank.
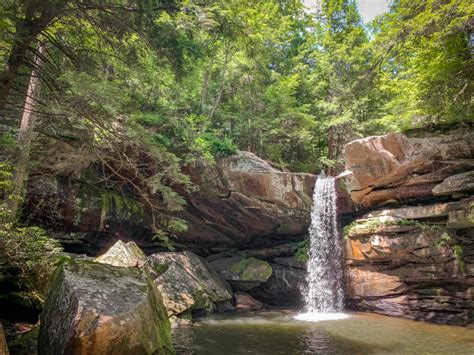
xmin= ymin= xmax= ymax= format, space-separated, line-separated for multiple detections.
xmin=343 ymin=131 xmax=474 ymax=325
xmin=23 ymin=151 xmax=315 ymax=254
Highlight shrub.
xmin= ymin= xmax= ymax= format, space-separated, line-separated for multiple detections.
xmin=0 ymin=224 xmax=63 ymax=303
xmin=194 ymin=132 xmax=238 ymax=158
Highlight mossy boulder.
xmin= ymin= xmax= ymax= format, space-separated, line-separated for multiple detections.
xmin=39 ymin=259 xmax=173 ymax=354
xmin=150 ymin=251 xmax=233 ymax=321
xmin=210 ymin=256 xmax=272 ymax=291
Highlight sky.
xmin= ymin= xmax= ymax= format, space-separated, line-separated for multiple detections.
xmin=303 ymin=0 xmax=391 ymax=23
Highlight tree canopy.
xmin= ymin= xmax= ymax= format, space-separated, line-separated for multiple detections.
xmin=0 ymin=0 xmax=472 ymax=241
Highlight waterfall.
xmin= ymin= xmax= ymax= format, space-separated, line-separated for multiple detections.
xmin=295 ymin=177 xmax=347 ymax=321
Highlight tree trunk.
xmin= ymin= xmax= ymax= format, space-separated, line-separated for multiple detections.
xmin=0 ymin=1 xmax=69 ymax=112
xmin=209 ymin=45 xmax=230 ymax=121
xmin=9 ymin=43 xmax=46 ymax=218
xmin=0 ymin=24 xmax=37 ymax=111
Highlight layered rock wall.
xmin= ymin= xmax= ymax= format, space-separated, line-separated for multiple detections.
xmin=342 ymin=131 xmax=474 ymax=325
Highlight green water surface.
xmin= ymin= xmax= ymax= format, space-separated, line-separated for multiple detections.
xmin=172 ymin=311 xmax=474 ymax=355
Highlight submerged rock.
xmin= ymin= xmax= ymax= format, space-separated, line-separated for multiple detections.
xmin=39 ymin=259 xmax=173 ymax=354
xmin=150 ymin=251 xmax=233 ymax=320
xmin=210 ymin=256 xmax=272 ymax=291
xmin=95 ymin=240 xmax=145 ymax=267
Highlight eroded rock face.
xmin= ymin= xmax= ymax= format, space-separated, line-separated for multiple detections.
xmin=150 ymin=251 xmax=233 ymax=320
xmin=0 ymin=323 xmax=8 ymax=355
xmin=177 ymin=152 xmax=316 ymax=249
xmin=344 ymin=212 xmax=473 ymax=325
xmin=249 ymin=264 xmax=307 ymax=307
xmin=343 ymin=131 xmax=474 ymax=325
xmin=23 ymin=151 xmax=316 ymax=254
xmin=343 ymin=131 xmax=474 ymax=207
xmin=39 ymin=260 xmax=173 ymax=354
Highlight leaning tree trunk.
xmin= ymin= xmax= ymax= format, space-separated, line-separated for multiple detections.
xmin=9 ymin=43 xmax=46 ymax=219
xmin=0 ymin=25 xmax=37 ymax=112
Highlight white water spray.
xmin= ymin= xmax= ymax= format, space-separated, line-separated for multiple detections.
xmin=295 ymin=177 xmax=347 ymax=322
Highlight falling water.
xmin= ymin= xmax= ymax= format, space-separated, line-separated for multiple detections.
xmin=295 ymin=177 xmax=347 ymax=322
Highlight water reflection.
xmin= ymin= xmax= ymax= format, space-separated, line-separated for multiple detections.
xmin=172 ymin=311 xmax=474 ymax=355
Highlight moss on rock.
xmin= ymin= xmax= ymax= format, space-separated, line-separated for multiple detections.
xmin=39 ymin=259 xmax=173 ymax=354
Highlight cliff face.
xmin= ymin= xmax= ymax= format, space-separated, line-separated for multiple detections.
xmin=342 ymin=131 xmax=474 ymax=325
xmin=23 ymin=151 xmax=316 ymax=255
xmin=19 ymin=152 xmax=314 ymax=311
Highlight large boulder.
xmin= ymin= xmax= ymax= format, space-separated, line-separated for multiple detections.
xmin=248 ymin=264 xmax=307 ymax=307
xmin=39 ymin=259 xmax=173 ymax=354
xmin=209 ymin=256 xmax=272 ymax=291
xmin=343 ymin=131 xmax=474 ymax=207
xmin=150 ymin=251 xmax=233 ymax=320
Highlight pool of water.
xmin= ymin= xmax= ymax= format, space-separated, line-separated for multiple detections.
xmin=172 ymin=311 xmax=474 ymax=354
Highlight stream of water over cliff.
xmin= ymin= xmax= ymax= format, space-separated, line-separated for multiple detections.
xmin=295 ymin=177 xmax=347 ymax=321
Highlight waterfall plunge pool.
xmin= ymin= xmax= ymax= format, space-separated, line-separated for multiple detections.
xmin=172 ymin=310 xmax=474 ymax=354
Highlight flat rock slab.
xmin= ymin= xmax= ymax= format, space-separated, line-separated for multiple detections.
xmin=39 ymin=260 xmax=172 ymax=355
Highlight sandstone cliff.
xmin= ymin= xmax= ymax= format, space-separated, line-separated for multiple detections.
xmin=342 ymin=130 xmax=473 ymax=325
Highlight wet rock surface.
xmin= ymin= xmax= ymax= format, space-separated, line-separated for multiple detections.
xmin=249 ymin=264 xmax=306 ymax=307
xmin=39 ymin=259 xmax=173 ymax=354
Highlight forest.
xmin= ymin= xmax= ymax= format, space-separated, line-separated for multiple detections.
xmin=0 ymin=0 xmax=473 ymax=353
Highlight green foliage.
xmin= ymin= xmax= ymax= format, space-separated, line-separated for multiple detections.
xmin=433 ymin=232 xmax=452 ymax=247
xmin=433 ymin=231 xmax=465 ymax=273
xmin=343 ymin=218 xmax=443 ymax=237
xmin=0 ymin=162 xmax=15 ymax=221
xmin=195 ymin=132 xmax=238 ymax=157
xmin=453 ymin=245 xmax=465 ymax=273
xmin=295 ymin=238 xmax=309 ymax=262
xmin=0 ymin=224 xmax=63 ymax=303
